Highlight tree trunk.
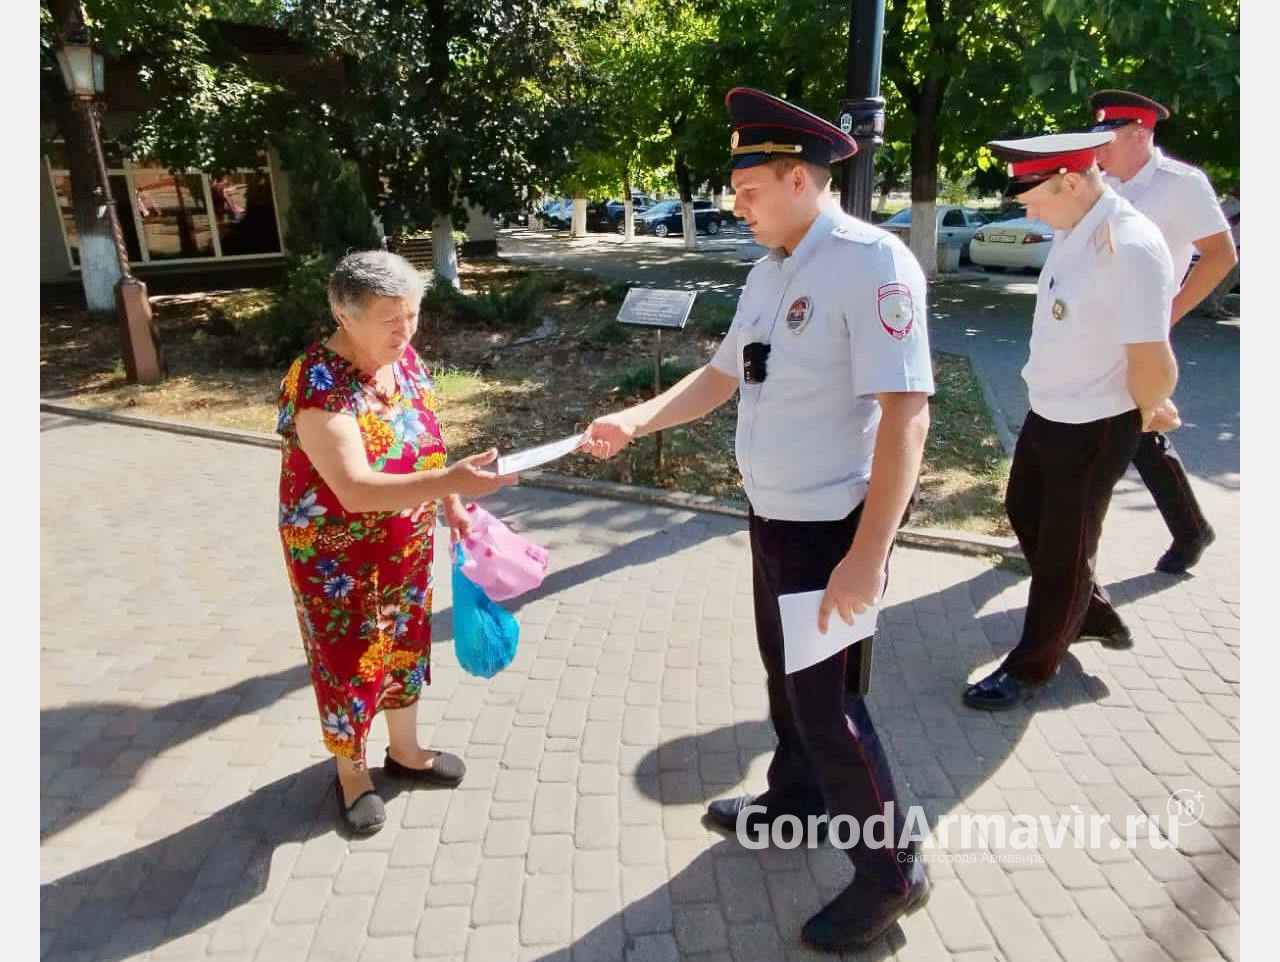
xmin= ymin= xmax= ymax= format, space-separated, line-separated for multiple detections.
xmin=432 ymin=212 xmax=459 ymax=288
xmin=908 ymin=87 xmax=944 ymax=277
xmin=674 ymin=153 xmax=696 ymax=251
xmin=571 ymin=195 xmax=587 ymax=237
xmin=58 ymin=98 xmax=121 ymax=313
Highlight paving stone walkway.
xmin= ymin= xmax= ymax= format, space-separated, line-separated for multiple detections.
xmin=41 ymin=406 xmax=1238 ymax=962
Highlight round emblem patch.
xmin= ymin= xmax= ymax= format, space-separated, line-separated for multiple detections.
xmin=876 ymin=283 xmax=915 ymax=340
xmin=730 ymin=130 xmax=740 ymax=149
xmin=786 ymin=297 xmax=812 ymax=333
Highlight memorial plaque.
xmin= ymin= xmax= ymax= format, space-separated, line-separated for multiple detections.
xmin=616 ymin=288 xmax=697 ymax=330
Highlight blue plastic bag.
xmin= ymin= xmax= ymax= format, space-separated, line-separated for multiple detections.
xmin=451 ymin=543 xmax=520 ymax=678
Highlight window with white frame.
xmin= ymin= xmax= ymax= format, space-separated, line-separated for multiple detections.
xmin=45 ymin=140 xmax=285 ymax=268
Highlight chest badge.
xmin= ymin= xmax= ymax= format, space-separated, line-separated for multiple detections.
xmin=1051 ymin=298 xmax=1068 ymax=321
xmin=785 ymin=296 xmax=812 ymax=334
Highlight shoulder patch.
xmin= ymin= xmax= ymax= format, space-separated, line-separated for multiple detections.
xmin=877 ymin=283 xmax=916 ymax=340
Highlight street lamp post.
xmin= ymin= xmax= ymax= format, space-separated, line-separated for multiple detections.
xmin=837 ymin=0 xmax=889 ymax=698
xmin=837 ymin=0 xmax=888 ymax=221
xmin=55 ymin=17 xmax=163 ymax=385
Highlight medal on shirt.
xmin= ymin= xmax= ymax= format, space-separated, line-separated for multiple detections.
xmin=1051 ymin=298 xmax=1068 ymax=321
xmin=785 ymin=296 xmax=812 ymax=334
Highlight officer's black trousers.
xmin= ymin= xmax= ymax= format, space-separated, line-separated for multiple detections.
xmin=749 ymin=505 xmax=922 ymax=896
xmin=1001 ymin=409 xmax=1142 ymax=685
xmin=1132 ymin=430 xmax=1211 ymax=545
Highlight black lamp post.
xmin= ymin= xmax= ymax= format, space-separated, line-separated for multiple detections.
xmin=837 ymin=0 xmax=888 ymax=221
xmin=55 ymin=15 xmax=163 ymax=384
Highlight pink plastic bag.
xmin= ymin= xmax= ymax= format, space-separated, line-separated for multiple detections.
xmin=456 ymin=503 xmax=549 ymax=601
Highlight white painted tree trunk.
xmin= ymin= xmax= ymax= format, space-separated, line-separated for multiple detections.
xmin=877 ymin=192 xmax=890 ymax=213
xmin=681 ymin=200 xmax=697 ymax=250
xmin=432 ymin=213 xmax=460 ymax=288
xmin=908 ymin=199 xmax=939 ymax=278
xmin=623 ymin=197 xmax=635 ymax=241
xmin=571 ymin=196 xmax=587 ymax=237
xmin=78 ymin=233 xmax=121 ymax=313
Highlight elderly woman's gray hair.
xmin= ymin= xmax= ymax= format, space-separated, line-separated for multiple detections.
xmin=328 ymin=250 xmax=426 ymax=318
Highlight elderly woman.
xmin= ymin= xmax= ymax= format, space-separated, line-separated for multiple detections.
xmin=276 ymin=250 xmax=516 ymax=835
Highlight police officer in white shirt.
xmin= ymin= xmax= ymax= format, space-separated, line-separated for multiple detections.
xmin=1090 ymin=90 xmax=1238 ymax=574
xmin=582 ymin=87 xmax=933 ymax=951
xmin=963 ymin=132 xmax=1180 ymax=711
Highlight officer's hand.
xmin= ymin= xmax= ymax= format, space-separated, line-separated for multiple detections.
xmin=580 ymin=413 xmax=638 ymax=460
xmin=818 ymin=550 xmax=886 ymax=635
xmin=1142 ymin=398 xmax=1182 ymax=433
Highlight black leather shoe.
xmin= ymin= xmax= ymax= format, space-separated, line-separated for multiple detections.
xmin=705 ymin=794 xmax=827 ymax=844
xmin=1075 ymin=621 xmax=1134 ymax=650
xmin=383 ymin=749 xmax=466 ymax=786
xmin=1156 ymin=527 xmax=1216 ymax=574
xmin=802 ymin=875 xmax=931 ymax=951
xmin=336 ymin=779 xmax=385 ymax=836
xmin=963 ymin=669 xmax=1044 ymax=711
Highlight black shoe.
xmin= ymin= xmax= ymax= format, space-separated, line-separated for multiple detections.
xmin=1075 ymin=621 xmax=1134 ymax=650
xmin=383 ymin=749 xmax=466 ymax=786
xmin=963 ymin=669 xmax=1044 ymax=711
xmin=802 ymin=875 xmax=931 ymax=952
xmin=705 ymin=794 xmax=827 ymax=844
xmin=336 ymin=779 xmax=385 ymax=836
xmin=1156 ymin=527 xmax=1216 ymax=574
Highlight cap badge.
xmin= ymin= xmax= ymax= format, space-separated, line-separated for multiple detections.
xmin=1051 ymin=298 xmax=1068 ymax=321
xmin=1096 ymin=108 xmax=1106 ymax=122
xmin=730 ymin=130 xmax=740 ymax=149
xmin=786 ymin=296 xmax=812 ymax=334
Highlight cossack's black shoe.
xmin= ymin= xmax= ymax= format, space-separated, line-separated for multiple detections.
xmin=963 ymin=669 xmax=1045 ymax=711
xmin=705 ymin=794 xmax=827 ymax=844
xmin=801 ymin=875 xmax=931 ymax=952
xmin=1075 ymin=619 xmax=1134 ymax=650
xmin=1156 ymin=527 xmax=1216 ymax=574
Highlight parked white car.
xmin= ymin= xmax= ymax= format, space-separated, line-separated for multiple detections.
xmin=969 ymin=206 xmax=1055 ymax=272
xmin=881 ymin=205 xmax=989 ymax=259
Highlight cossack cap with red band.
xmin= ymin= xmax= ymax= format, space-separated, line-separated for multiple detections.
xmin=1089 ymin=90 xmax=1171 ymax=131
xmin=724 ymin=87 xmax=857 ymax=171
xmin=988 ymin=132 xmax=1115 ymax=196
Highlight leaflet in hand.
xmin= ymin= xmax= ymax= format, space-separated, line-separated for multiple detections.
xmin=496 ymin=433 xmax=585 ymax=476
xmin=778 ymin=589 xmax=878 ymax=674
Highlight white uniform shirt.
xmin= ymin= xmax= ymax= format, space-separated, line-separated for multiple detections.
xmin=1023 ymin=188 xmax=1174 ymax=424
xmin=709 ymin=208 xmax=934 ymax=522
xmin=1104 ymin=148 xmax=1231 ymax=282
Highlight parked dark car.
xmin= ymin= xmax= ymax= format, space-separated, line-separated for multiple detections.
xmin=633 ymin=199 xmax=723 ymax=238
xmin=585 ymin=195 xmax=657 ymax=232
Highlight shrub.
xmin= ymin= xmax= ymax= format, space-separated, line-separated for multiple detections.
xmin=425 ymin=275 xmax=551 ymax=331
xmin=223 ymin=253 xmax=335 ymax=366
xmin=614 ymin=358 xmax=697 ymax=395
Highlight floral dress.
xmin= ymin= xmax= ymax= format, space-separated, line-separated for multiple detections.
xmin=276 ymin=342 xmax=447 ymax=770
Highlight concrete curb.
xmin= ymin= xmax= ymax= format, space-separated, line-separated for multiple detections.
xmin=39 ymin=400 xmax=1022 ymax=562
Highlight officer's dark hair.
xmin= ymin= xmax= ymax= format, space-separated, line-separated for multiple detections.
xmin=766 ymin=156 xmax=833 ymax=190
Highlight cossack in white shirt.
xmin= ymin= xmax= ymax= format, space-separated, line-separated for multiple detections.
xmin=1104 ymin=148 xmax=1232 ymax=282
xmin=1023 ymin=189 xmax=1175 ymax=424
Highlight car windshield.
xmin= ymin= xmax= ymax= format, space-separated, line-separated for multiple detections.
xmin=994 ymin=206 xmax=1028 ymax=222
xmin=885 ymin=208 xmax=911 ymax=225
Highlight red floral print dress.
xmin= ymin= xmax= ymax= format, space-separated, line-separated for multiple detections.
xmin=276 ymin=342 xmax=447 ymax=770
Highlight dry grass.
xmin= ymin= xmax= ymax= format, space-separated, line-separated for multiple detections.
xmin=41 ymin=260 xmax=1011 ymax=536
